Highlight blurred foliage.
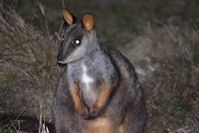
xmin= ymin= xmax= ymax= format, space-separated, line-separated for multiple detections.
xmin=2 ymin=0 xmax=199 ymax=44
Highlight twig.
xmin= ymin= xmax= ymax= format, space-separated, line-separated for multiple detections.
xmin=61 ymin=0 xmax=65 ymax=9
xmin=36 ymin=2 xmax=50 ymax=37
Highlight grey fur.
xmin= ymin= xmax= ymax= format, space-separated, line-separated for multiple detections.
xmin=54 ymin=15 xmax=147 ymax=133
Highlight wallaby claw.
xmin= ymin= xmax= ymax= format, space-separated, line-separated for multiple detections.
xmin=78 ymin=107 xmax=90 ymax=120
xmin=89 ymin=107 xmax=101 ymax=118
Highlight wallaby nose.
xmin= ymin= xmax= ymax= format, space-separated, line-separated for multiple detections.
xmin=57 ymin=56 xmax=63 ymax=63
xmin=57 ymin=56 xmax=62 ymax=61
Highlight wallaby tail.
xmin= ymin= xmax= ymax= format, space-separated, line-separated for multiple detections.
xmin=0 ymin=112 xmax=55 ymax=133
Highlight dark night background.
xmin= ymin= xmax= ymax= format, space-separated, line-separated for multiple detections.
xmin=0 ymin=0 xmax=199 ymax=132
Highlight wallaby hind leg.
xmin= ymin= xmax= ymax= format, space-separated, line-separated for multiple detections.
xmin=125 ymin=102 xmax=147 ymax=133
xmin=54 ymin=100 xmax=75 ymax=133
xmin=54 ymin=82 xmax=79 ymax=133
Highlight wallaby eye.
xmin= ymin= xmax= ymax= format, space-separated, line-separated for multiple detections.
xmin=73 ymin=39 xmax=81 ymax=46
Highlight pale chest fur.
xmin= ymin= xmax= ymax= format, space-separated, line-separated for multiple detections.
xmin=67 ymin=52 xmax=117 ymax=107
xmin=80 ymin=64 xmax=98 ymax=106
xmin=81 ymin=64 xmax=94 ymax=91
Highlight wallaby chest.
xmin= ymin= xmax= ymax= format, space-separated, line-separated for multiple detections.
xmin=67 ymin=53 xmax=117 ymax=107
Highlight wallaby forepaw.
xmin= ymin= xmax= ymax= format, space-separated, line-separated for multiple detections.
xmin=78 ymin=107 xmax=90 ymax=120
xmin=89 ymin=107 xmax=101 ymax=118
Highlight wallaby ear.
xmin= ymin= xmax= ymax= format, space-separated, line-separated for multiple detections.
xmin=62 ymin=9 xmax=73 ymax=25
xmin=82 ymin=13 xmax=94 ymax=32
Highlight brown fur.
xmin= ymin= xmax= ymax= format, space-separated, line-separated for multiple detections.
xmin=70 ymin=81 xmax=85 ymax=111
xmin=82 ymin=111 xmax=130 ymax=133
xmin=83 ymin=115 xmax=115 ymax=133
xmin=90 ymin=84 xmax=113 ymax=114
xmin=69 ymin=81 xmax=124 ymax=133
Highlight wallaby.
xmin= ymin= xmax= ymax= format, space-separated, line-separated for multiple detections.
xmin=54 ymin=9 xmax=147 ymax=133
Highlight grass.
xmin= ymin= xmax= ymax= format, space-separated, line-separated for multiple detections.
xmin=0 ymin=0 xmax=199 ymax=133
xmin=138 ymin=24 xmax=199 ymax=132
xmin=0 ymin=112 xmax=23 ymax=133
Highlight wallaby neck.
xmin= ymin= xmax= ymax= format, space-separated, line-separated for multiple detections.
xmin=84 ymin=31 xmax=102 ymax=55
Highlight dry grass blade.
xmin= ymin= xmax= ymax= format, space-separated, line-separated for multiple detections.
xmin=0 ymin=4 xmax=58 ymax=132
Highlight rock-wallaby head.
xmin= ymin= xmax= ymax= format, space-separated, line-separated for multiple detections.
xmin=54 ymin=9 xmax=147 ymax=133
